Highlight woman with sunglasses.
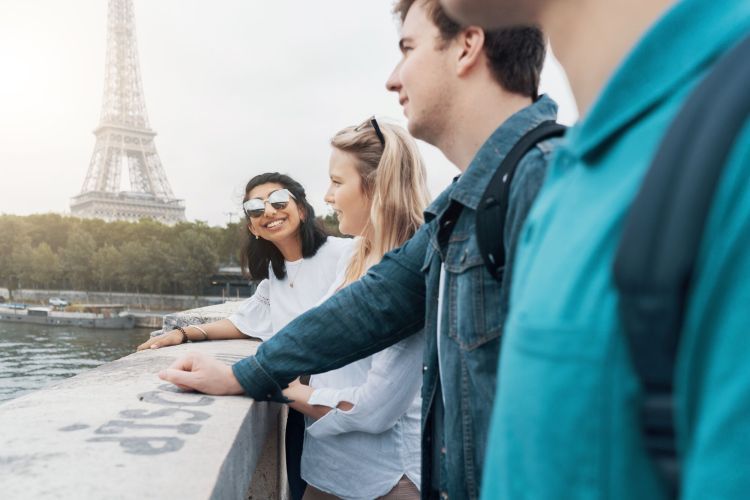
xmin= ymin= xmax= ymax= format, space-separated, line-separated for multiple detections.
xmin=137 ymin=172 xmax=351 ymax=350
xmin=283 ymin=118 xmax=430 ymax=500
xmin=137 ymin=172 xmax=352 ymax=499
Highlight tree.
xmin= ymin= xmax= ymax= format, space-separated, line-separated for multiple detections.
xmin=91 ymin=245 xmax=123 ymax=292
xmin=29 ymin=242 xmax=62 ymax=289
xmin=0 ymin=214 xmax=227 ymax=296
xmin=10 ymin=241 xmax=34 ymax=291
xmin=61 ymin=229 xmax=97 ymax=290
xmin=172 ymin=230 xmax=220 ymax=296
xmin=319 ymin=213 xmax=343 ymax=237
xmin=120 ymin=241 xmax=152 ymax=294
xmin=217 ymin=222 xmax=242 ymax=265
xmin=0 ymin=217 xmax=32 ymax=297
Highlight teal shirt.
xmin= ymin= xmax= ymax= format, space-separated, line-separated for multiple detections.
xmin=481 ymin=1 xmax=750 ymax=499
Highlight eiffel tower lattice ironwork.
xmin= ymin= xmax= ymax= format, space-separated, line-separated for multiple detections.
xmin=70 ymin=0 xmax=186 ymax=224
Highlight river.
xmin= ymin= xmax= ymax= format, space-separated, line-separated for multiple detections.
xmin=0 ymin=322 xmax=152 ymax=404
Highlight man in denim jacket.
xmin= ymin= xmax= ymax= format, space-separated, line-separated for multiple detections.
xmin=160 ymin=1 xmax=559 ymax=498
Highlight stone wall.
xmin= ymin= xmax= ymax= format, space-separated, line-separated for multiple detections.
xmin=0 ymin=301 xmax=288 ymax=500
xmin=1 ymin=288 xmax=252 ymax=311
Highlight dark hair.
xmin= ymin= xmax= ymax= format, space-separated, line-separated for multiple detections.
xmin=393 ymin=0 xmax=545 ymax=99
xmin=240 ymin=172 xmax=329 ymax=281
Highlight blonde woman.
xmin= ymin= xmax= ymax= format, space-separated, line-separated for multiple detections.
xmin=282 ymin=117 xmax=430 ymax=500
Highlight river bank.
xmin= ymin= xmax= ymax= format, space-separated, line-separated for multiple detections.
xmin=0 ymin=288 xmax=244 ymax=311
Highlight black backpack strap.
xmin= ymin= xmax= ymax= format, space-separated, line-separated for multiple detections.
xmin=476 ymin=120 xmax=566 ymax=279
xmin=614 ymin=32 xmax=750 ymax=497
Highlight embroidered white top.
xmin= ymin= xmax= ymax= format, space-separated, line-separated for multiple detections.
xmin=301 ymin=240 xmax=424 ymax=500
xmin=227 ymin=237 xmax=353 ymax=338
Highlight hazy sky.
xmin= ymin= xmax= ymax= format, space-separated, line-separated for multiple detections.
xmin=0 ymin=1 xmax=577 ymax=227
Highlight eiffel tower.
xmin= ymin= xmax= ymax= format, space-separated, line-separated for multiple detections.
xmin=70 ymin=0 xmax=186 ymax=224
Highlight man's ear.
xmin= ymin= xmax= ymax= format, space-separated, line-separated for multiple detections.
xmin=455 ymin=26 xmax=486 ymax=77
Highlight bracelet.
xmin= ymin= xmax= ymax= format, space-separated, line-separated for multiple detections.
xmin=191 ymin=325 xmax=209 ymax=341
xmin=176 ymin=326 xmax=189 ymax=344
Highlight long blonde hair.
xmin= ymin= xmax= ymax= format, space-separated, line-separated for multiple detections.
xmin=331 ymin=119 xmax=431 ymax=285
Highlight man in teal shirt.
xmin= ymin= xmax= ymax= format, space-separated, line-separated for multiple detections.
xmin=441 ymin=0 xmax=750 ymax=498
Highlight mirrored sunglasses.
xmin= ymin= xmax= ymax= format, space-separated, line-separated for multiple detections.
xmin=243 ymin=188 xmax=296 ymax=218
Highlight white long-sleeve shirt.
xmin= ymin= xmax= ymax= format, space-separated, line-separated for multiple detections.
xmin=301 ymin=240 xmax=423 ymax=500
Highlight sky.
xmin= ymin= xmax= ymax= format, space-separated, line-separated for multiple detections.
xmin=0 ymin=1 xmax=578 ymax=227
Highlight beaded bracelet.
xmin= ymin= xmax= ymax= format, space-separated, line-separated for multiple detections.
xmin=176 ymin=326 xmax=189 ymax=344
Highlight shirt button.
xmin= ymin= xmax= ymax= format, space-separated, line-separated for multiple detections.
xmin=460 ymin=249 xmax=467 ymax=263
xmin=440 ymin=447 xmax=447 ymax=455
xmin=441 ymin=492 xmax=449 ymax=500
xmin=266 ymin=394 xmax=272 ymax=398
xmin=422 ymin=365 xmax=428 ymax=372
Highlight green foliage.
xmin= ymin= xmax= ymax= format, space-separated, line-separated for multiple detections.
xmin=0 ymin=217 xmax=33 ymax=295
xmin=61 ymin=229 xmax=97 ymax=290
xmin=0 ymin=213 xmax=336 ymax=295
xmin=0 ymin=214 xmax=338 ymax=294
xmin=91 ymin=245 xmax=121 ymax=292
xmin=320 ymin=212 xmax=343 ymax=237
xmin=29 ymin=243 xmax=61 ymax=289
xmin=0 ymin=215 xmax=241 ymax=295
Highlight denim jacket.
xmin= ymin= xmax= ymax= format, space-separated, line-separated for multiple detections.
xmin=233 ymin=96 xmax=559 ymax=499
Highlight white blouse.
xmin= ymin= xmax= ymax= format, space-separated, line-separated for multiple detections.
xmin=227 ymin=237 xmax=353 ymax=338
xmin=301 ymin=240 xmax=424 ymax=500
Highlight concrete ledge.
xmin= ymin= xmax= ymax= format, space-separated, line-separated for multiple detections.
xmin=0 ymin=340 xmax=280 ymax=500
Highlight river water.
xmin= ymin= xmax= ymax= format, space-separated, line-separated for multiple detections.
xmin=0 ymin=322 xmax=151 ymax=404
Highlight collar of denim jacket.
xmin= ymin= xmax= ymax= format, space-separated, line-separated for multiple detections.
xmin=424 ymin=173 xmax=460 ymax=224
xmin=568 ymin=0 xmax=750 ymax=165
xmin=449 ymin=94 xmax=559 ymax=211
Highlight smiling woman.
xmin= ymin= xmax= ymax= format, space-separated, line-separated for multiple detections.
xmin=137 ymin=171 xmax=352 ymax=499
xmin=242 ymin=182 xmax=308 ymax=273
xmin=136 ymin=172 xmax=351 ymax=352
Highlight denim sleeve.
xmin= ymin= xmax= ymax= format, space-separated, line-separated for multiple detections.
xmin=500 ymin=142 xmax=555 ymax=320
xmin=232 ymin=223 xmax=430 ymax=402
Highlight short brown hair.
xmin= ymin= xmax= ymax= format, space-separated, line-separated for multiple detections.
xmin=393 ymin=0 xmax=545 ymax=99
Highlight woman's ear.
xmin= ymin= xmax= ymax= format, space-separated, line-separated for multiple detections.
xmin=297 ymin=205 xmax=307 ymax=222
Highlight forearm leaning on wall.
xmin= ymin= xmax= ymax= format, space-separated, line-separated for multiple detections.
xmin=233 ymin=225 xmax=431 ymax=401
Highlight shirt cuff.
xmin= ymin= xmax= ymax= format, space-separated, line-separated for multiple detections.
xmin=305 ymin=387 xmax=357 ymax=438
xmin=232 ymin=356 xmax=291 ymax=403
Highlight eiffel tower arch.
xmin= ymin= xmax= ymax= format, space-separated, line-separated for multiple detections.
xmin=70 ymin=0 xmax=186 ymax=225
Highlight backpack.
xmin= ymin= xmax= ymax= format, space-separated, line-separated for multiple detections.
xmin=475 ymin=33 xmax=750 ymax=498
xmin=475 ymin=120 xmax=566 ymax=279
xmin=613 ymin=33 xmax=750 ymax=498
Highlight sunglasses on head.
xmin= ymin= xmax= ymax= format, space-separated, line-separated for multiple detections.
xmin=243 ymin=188 xmax=296 ymax=218
xmin=355 ymin=115 xmax=385 ymax=147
